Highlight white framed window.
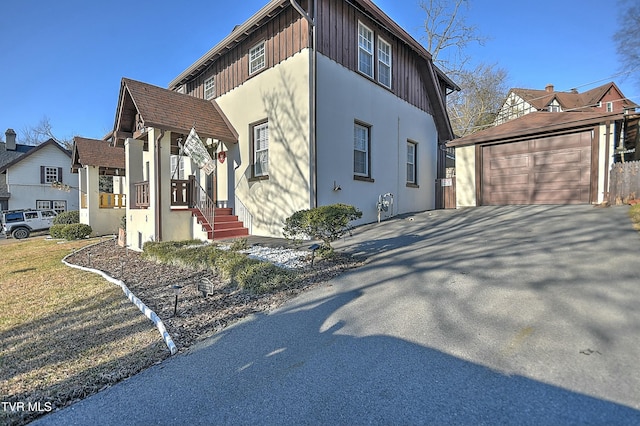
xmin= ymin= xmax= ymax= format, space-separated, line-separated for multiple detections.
xmin=378 ymin=37 xmax=392 ymax=88
xmin=204 ymin=76 xmax=215 ymax=100
xmin=37 ymin=200 xmax=65 ymax=213
xmin=249 ymin=42 xmax=266 ymax=75
xmin=358 ymin=22 xmax=374 ymax=78
xmin=41 ymin=166 xmax=60 ymax=184
xmin=36 ymin=200 xmax=51 ymax=210
xmin=606 ymin=101 xmax=613 ymax=112
xmin=53 ymin=201 xmax=66 ymax=213
xmin=549 ymin=105 xmax=560 ymax=112
xmin=170 ymin=155 xmax=186 ymax=180
xmin=354 ymin=123 xmax=370 ymax=177
xmin=407 ymin=142 xmax=417 ymax=184
xmin=253 ymin=122 xmax=269 ymax=177
xmin=597 ymin=101 xmax=602 ymax=108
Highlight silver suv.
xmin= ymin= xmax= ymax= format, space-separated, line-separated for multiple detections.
xmin=1 ymin=209 xmax=57 ymax=239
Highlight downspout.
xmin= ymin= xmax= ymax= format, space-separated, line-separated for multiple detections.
xmin=290 ymin=0 xmax=317 ymax=208
xmin=154 ymin=129 xmax=165 ymax=241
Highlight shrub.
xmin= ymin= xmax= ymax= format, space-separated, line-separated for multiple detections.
xmin=61 ymin=223 xmax=93 ymax=240
xmin=283 ymin=203 xmax=362 ymax=251
xmin=49 ymin=224 xmax=66 ymax=239
xmin=120 ymin=215 xmax=126 ymax=230
xmin=53 ymin=210 xmax=80 ymax=225
xmin=229 ymin=237 xmax=249 ymax=251
xmin=236 ymin=262 xmax=294 ymax=293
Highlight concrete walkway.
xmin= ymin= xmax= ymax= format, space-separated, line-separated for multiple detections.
xmin=35 ymin=205 xmax=640 ymax=425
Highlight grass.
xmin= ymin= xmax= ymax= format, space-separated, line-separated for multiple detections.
xmin=630 ymin=204 xmax=640 ymax=230
xmin=0 ymin=237 xmax=167 ymax=426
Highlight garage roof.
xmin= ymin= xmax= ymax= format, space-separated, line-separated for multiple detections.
xmin=447 ymin=111 xmax=626 ymax=148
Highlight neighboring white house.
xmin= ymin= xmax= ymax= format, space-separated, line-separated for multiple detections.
xmin=91 ymin=0 xmax=456 ymax=249
xmin=0 ymin=129 xmax=78 ymax=213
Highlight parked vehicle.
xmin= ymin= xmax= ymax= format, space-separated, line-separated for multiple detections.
xmin=1 ymin=209 xmax=57 ymax=239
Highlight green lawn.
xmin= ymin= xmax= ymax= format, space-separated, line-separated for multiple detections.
xmin=0 ymin=237 xmax=167 ymax=426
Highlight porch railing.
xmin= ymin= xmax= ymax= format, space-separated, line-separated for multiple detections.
xmin=189 ymin=175 xmax=215 ymax=231
xmin=170 ymin=179 xmax=190 ymax=206
xmin=100 ymin=193 xmax=126 ymax=209
xmin=134 ymin=181 xmax=150 ymax=208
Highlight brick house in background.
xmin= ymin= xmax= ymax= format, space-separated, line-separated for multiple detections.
xmin=494 ymin=82 xmax=638 ymax=126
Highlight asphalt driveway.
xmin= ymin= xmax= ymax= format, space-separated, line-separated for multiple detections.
xmin=36 ymin=205 xmax=640 ymax=425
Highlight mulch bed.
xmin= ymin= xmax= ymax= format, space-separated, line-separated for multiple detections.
xmin=66 ymin=240 xmax=364 ymax=352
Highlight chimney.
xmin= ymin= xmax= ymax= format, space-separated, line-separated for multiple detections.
xmin=5 ymin=128 xmax=16 ymax=151
xmin=545 ymin=84 xmax=554 ymax=93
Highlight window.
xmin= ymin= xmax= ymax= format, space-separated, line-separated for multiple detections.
xmin=41 ymin=210 xmax=57 ymax=218
xmin=249 ymin=42 xmax=265 ymax=74
xmin=36 ymin=200 xmax=51 ymax=210
xmin=170 ymin=155 xmax=186 ymax=180
xmin=252 ymin=122 xmax=269 ymax=177
xmin=549 ymin=105 xmax=560 ymax=112
xmin=204 ymin=76 xmax=215 ymax=100
xmin=378 ymin=37 xmax=392 ymax=88
xmin=52 ymin=201 xmax=66 ymax=214
xmin=407 ymin=142 xmax=417 ymax=184
xmin=358 ymin=22 xmax=374 ymax=77
xmin=36 ymin=200 xmax=65 ymax=213
xmin=606 ymin=101 xmax=613 ymax=112
xmin=40 ymin=166 xmax=61 ymax=184
xmin=354 ymin=123 xmax=370 ymax=177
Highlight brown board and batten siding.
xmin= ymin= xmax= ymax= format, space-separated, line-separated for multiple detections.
xmin=315 ymin=0 xmax=433 ymax=115
xmin=185 ymin=3 xmax=310 ymax=99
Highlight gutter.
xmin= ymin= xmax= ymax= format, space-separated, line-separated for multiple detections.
xmin=290 ymin=0 xmax=317 ymax=208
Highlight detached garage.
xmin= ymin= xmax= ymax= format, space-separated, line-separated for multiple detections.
xmin=448 ymin=112 xmax=633 ymax=207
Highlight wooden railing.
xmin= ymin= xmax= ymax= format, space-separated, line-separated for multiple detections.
xmin=170 ymin=179 xmax=190 ymax=206
xmin=134 ymin=181 xmax=150 ymax=208
xmin=100 ymin=193 xmax=126 ymax=209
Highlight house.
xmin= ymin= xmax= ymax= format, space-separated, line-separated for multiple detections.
xmin=448 ymin=111 xmax=640 ymax=207
xmin=101 ymin=0 xmax=456 ymax=249
xmin=494 ymin=82 xmax=638 ymax=126
xmin=71 ymin=137 xmax=126 ymax=236
xmin=0 ymin=128 xmax=78 ymax=213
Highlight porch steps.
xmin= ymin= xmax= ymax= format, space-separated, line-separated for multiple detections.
xmin=190 ymin=207 xmax=249 ymax=240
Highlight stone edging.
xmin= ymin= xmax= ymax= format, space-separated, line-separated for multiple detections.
xmin=61 ymin=240 xmax=178 ymax=356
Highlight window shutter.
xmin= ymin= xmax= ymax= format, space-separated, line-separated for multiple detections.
xmin=58 ymin=167 xmax=63 ymax=182
xmin=40 ymin=166 xmax=45 ymax=184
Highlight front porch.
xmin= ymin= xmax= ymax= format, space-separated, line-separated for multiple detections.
xmin=132 ymin=176 xmax=248 ymax=240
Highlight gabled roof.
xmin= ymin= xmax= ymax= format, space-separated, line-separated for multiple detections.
xmin=0 ymin=142 xmax=33 ymax=169
xmin=71 ymin=137 xmax=125 ymax=173
xmin=448 ymin=111 xmax=626 ymax=147
xmin=113 ymin=78 xmax=239 ymax=146
xmin=0 ymin=139 xmax=70 ymax=173
xmin=509 ymin=82 xmax=638 ymax=112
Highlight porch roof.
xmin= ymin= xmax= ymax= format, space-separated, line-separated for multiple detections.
xmin=112 ymin=78 xmax=239 ymax=146
xmin=71 ymin=137 xmax=125 ymax=173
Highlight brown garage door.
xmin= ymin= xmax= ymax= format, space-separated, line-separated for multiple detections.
xmin=481 ymin=131 xmax=593 ymax=205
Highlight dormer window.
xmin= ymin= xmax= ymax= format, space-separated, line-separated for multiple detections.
xmin=249 ymin=42 xmax=266 ymax=75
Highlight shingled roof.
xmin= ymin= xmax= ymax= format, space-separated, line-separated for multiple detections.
xmin=448 ymin=111 xmax=625 ymax=147
xmin=511 ymin=82 xmax=638 ymax=112
xmin=113 ymin=78 xmax=238 ymax=146
xmin=71 ymin=137 xmax=125 ymax=173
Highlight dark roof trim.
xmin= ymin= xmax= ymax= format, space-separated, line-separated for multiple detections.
xmin=447 ymin=112 xmax=630 ymax=148
xmin=0 ymin=139 xmax=70 ymax=173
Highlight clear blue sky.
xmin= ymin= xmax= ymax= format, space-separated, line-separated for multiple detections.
xmin=1 ymin=0 xmax=636 ymax=142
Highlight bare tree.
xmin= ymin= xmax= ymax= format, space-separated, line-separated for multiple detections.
xmin=20 ymin=116 xmax=73 ymax=150
xmin=420 ymin=0 xmax=509 ymax=136
xmin=420 ymin=0 xmax=484 ymax=78
xmin=614 ymin=0 xmax=640 ymax=88
xmin=448 ymin=63 xmax=509 ymax=137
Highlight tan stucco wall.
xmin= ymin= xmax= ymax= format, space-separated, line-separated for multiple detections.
xmin=80 ymin=165 xmax=125 ymax=236
xmin=455 ymin=145 xmax=477 ymax=207
xmin=216 ymin=50 xmax=312 ymax=237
